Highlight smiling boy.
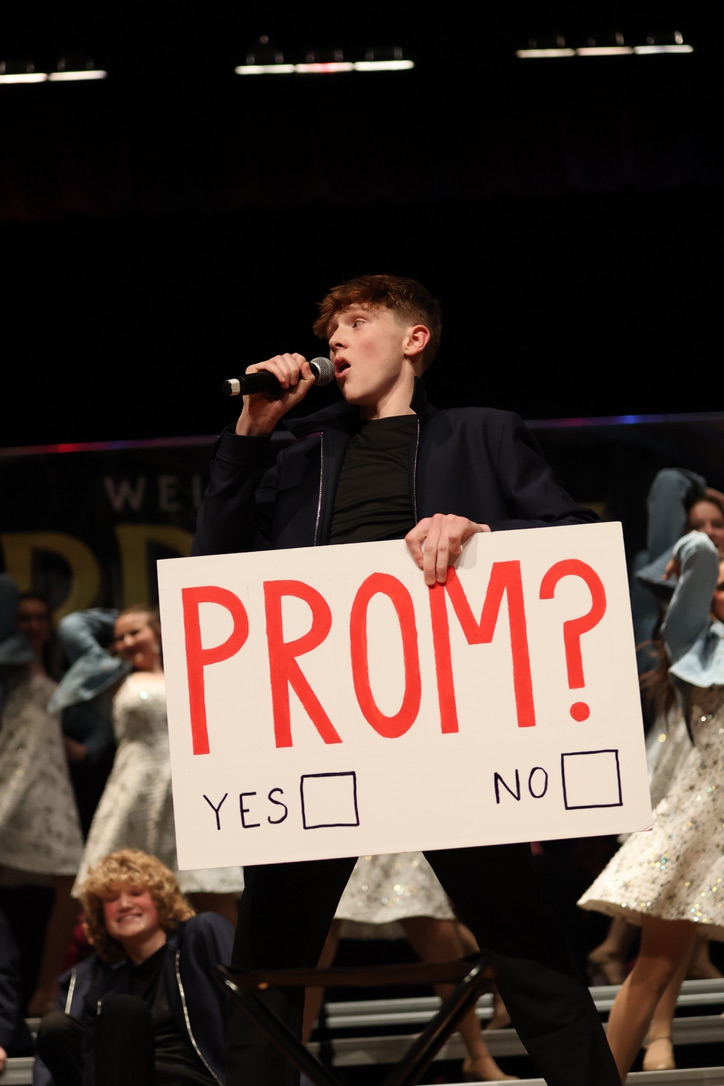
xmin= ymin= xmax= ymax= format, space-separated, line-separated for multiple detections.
xmin=193 ymin=274 xmax=618 ymax=1085
xmin=34 ymin=849 xmax=233 ymax=1086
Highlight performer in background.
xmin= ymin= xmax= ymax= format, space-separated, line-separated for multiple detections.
xmin=68 ymin=605 xmax=242 ymax=923
xmin=0 ymin=575 xmax=83 ymax=1015
xmin=579 ymin=528 xmax=724 ymax=1077
xmin=193 ymin=274 xmax=619 ymax=1086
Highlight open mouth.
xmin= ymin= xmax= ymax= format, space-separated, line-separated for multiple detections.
xmin=335 ymin=360 xmax=350 ymax=375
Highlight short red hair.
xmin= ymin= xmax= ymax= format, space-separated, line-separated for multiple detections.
xmin=313 ymin=274 xmax=442 ymax=369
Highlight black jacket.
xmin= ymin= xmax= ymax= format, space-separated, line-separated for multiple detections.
xmin=193 ymin=380 xmax=595 ymax=558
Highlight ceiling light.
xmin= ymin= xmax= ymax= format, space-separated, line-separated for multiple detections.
xmin=516 ymin=29 xmax=693 ymax=59
xmin=516 ymin=35 xmax=575 ymax=59
xmin=0 ymin=60 xmax=46 ymax=84
xmin=633 ymin=31 xmax=693 ymax=55
xmin=576 ymin=33 xmax=632 ymax=56
xmin=236 ymin=41 xmax=414 ymax=76
xmin=48 ymin=58 xmax=107 ymax=81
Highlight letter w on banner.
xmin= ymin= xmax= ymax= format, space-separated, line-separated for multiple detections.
xmin=157 ymin=522 xmax=651 ymax=870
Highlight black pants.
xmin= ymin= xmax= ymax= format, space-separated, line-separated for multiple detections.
xmin=37 ymin=997 xmax=154 ymax=1086
xmin=227 ymin=842 xmax=620 ymax=1086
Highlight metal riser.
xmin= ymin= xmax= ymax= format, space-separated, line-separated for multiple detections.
xmin=436 ymin=1075 xmax=724 ymax=1085
xmin=8 ymin=981 xmax=724 ymax=1084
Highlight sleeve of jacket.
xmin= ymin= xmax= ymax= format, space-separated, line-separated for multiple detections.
xmin=645 ymin=467 xmax=706 ymax=560
xmin=192 ymin=429 xmax=278 ymax=557
xmin=662 ymin=531 xmax=719 ymax=664
xmin=179 ymin=911 xmax=234 ymax=974
xmin=48 ymin=610 xmax=122 ymax=759
xmin=55 ymin=610 xmax=119 ymax=665
xmin=48 ymin=610 xmax=128 ymax=714
xmin=486 ymin=412 xmax=598 ymax=531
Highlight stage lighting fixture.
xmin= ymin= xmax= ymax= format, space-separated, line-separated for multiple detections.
xmin=356 ymin=47 xmax=414 ymax=72
xmin=633 ymin=31 xmax=693 ymax=55
xmin=296 ymin=49 xmax=353 ymax=74
xmin=47 ymin=58 xmax=107 ymax=81
xmin=235 ymin=42 xmax=413 ymax=76
xmin=516 ymin=29 xmax=693 ymax=59
xmin=515 ymin=36 xmax=575 ymax=59
xmin=576 ymin=32 xmax=632 ymax=57
xmin=0 ymin=60 xmax=46 ymax=84
xmin=0 ymin=56 xmax=107 ymax=84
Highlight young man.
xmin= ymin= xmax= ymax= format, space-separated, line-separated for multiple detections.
xmin=193 ymin=274 xmax=619 ymax=1086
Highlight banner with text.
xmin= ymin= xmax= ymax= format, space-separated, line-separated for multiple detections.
xmin=157 ymin=521 xmax=652 ymax=869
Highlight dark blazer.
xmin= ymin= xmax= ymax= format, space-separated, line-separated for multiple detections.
xmin=193 ymin=378 xmax=595 ymax=558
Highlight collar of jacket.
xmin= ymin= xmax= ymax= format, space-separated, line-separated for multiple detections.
xmin=281 ymin=376 xmax=438 ymax=440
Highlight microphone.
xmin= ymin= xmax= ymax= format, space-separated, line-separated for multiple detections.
xmin=222 ymin=357 xmax=335 ymax=397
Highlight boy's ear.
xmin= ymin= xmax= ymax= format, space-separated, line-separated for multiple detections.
xmin=405 ymin=323 xmax=430 ymax=363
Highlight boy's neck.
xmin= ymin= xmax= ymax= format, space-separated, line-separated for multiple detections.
xmin=358 ymin=376 xmax=416 ymax=420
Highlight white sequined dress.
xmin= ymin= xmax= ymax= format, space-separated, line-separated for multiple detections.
xmin=0 ymin=670 xmax=83 ymax=876
xmin=336 ymin=852 xmax=454 ymax=939
xmin=73 ymin=671 xmax=243 ymax=896
xmin=579 ymin=532 xmax=724 ymax=939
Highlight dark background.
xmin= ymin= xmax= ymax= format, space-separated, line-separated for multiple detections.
xmin=1 ymin=2 xmax=722 ymax=447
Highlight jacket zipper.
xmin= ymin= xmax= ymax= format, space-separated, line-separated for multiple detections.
xmin=314 ymin=422 xmax=420 ymax=543
xmin=68 ymin=958 xmax=220 ymax=1084
xmin=411 ymin=418 xmax=420 ymax=522
xmin=313 ymin=431 xmax=325 ymax=546
xmin=174 ymin=949 xmax=222 ymax=1084
xmin=65 ymin=969 xmax=77 ymax=1014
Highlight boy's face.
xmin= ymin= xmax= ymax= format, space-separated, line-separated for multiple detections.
xmin=327 ymin=305 xmax=418 ymax=418
xmin=102 ymin=882 xmax=162 ymax=946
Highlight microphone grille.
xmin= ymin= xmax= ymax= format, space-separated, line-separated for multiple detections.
xmin=308 ymin=357 xmax=335 ymax=387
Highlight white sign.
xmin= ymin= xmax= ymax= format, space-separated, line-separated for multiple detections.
xmin=157 ymin=522 xmax=652 ymax=870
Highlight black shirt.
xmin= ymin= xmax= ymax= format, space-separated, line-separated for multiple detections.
xmin=329 ymin=415 xmax=418 ymax=545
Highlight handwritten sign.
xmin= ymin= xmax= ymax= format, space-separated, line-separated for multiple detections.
xmin=157 ymin=522 xmax=652 ymax=870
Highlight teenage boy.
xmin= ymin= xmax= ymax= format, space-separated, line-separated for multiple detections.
xmin=193 ymin=275 xmax=619 ymax=1086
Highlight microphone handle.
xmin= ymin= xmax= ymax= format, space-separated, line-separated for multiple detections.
xmin=223 ymin=371 xmax=279 ymax=396
xmin=222 ymin=357 xmax=333 ymax=397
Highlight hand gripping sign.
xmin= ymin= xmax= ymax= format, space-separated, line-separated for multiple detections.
xmin=157 ymin=522 xmax=652 ymax=870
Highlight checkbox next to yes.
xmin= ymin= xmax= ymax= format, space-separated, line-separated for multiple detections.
xmin=301 ymin=771 xmax=360 ymax=829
